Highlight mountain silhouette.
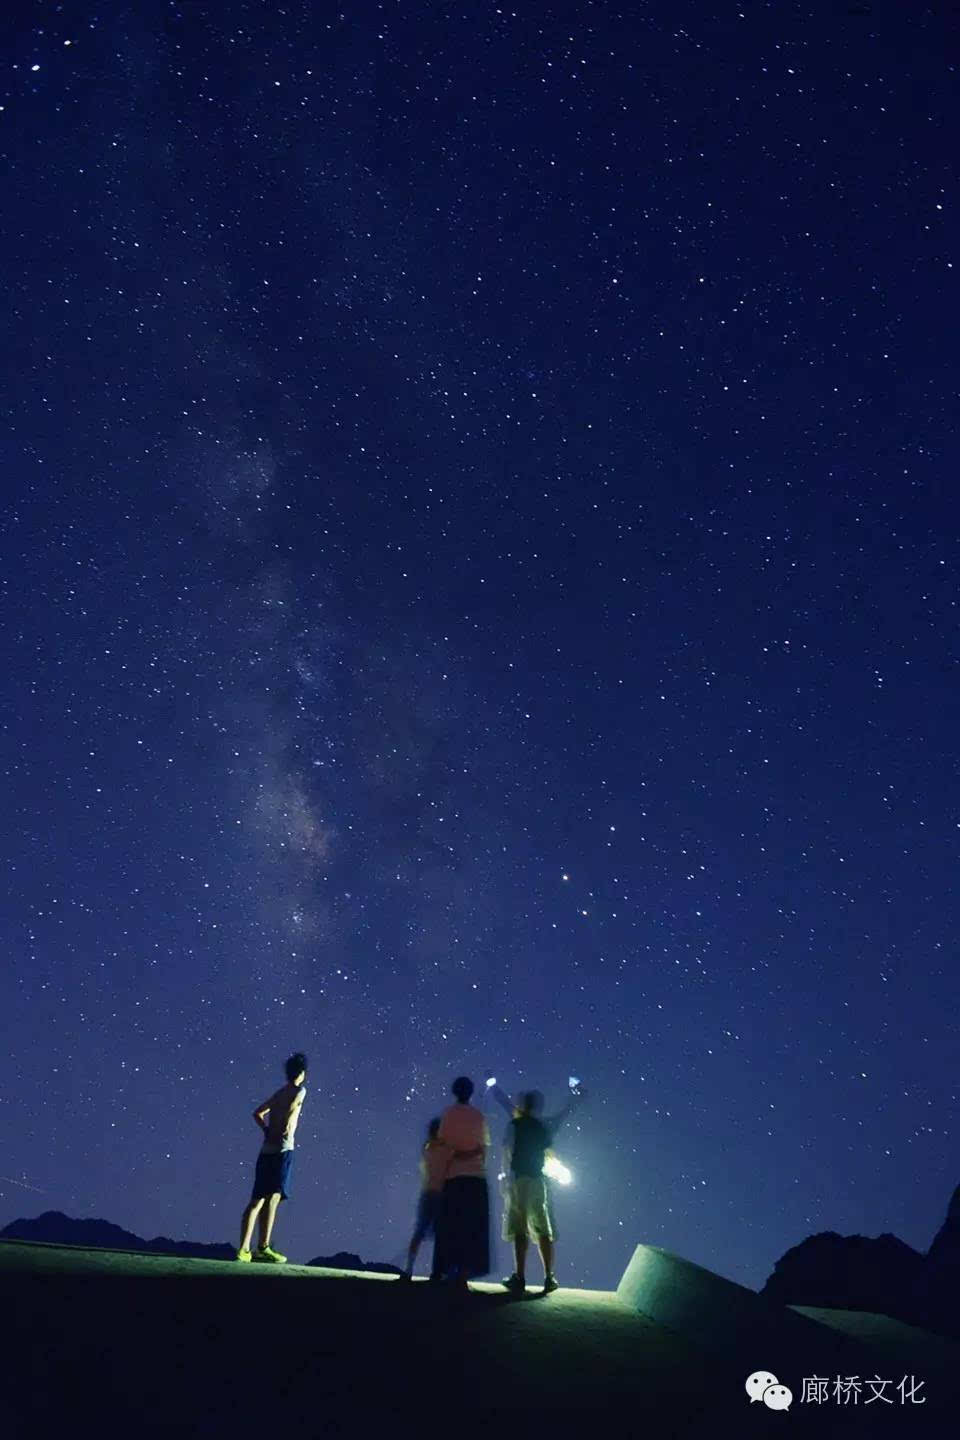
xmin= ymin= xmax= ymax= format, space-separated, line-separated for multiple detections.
xmin=761 ymin=1182 xmax=960 ymax=1340
xmin=0 ymin=1211 xmax=235 ymax=1260
xmin=0 ymin=1211 xmax=400 ymax=1272
xmin=927 ymin=1181 xmax=960 ymax=1270
xmin=307 ymin=1250 xmax=402 ymax=1275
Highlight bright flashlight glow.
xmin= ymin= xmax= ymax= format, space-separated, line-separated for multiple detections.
xmin=568 ymin=1075 xmax=580 ymax=1090
xmin=543 ymin=1154 xmax=573 ymax=1185
xmin=485 ymin=1076 xmax=497 ymax=1088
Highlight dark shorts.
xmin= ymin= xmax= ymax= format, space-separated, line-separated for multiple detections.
xmin=411 ymin=1189 xmax=444 ymax=1245
xmin=251 ymin=1150 xmax=294 ymax=1202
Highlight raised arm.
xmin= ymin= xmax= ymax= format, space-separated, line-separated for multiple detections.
xmin=545 ymin=1087 xmax=586 ymax=1136
xmin=488 ymin=1082 xmax=517 ymax=1118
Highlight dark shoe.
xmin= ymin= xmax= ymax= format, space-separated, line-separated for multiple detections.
xmin=542 ymin=1273 xmax=559 ymax=1294
xmin=396 ymin=1270 xmax=412 ymax=1283
xmin=502 ymin=1273 xmax=526 ymax=1295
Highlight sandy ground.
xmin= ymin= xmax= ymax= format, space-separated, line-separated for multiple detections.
xmin=1 ymin=1240 xmax=955 ymax=1438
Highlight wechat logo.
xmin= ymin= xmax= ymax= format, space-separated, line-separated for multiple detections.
xmin=745 ymin=1371 xmax=793 ymax=1411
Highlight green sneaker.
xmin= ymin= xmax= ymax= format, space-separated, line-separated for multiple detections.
xmin=236 ymin=1247 xmax=253 ymax=1263
xmin=254 ymin=1245 xmax=287 ymax=1264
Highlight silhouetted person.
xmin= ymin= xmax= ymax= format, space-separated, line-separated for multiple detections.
xmin=434 ymin=1076 xmax=491 ymax=1288
xmin=491 ymin=1084 xmax=583 ymax=1294
xmin=236 ymin=1052 xmax=307 ymax=1264
xmin=398 ymin=1117 xmax=448 ymax=1281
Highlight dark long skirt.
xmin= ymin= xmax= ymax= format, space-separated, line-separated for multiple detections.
xmin=434 ymin=1176 xmax=491 ymax=1279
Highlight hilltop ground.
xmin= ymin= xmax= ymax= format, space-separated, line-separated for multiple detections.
xmin=1 ymin=1240 xmax=955 ymax=1438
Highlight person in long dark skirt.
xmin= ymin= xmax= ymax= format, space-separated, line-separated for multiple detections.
xmin=435 ymin=1075 xmax=491 ymax=1288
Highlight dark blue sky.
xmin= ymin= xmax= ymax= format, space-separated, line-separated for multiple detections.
xmin=1 ymin=0 xmax=957 ymax=1290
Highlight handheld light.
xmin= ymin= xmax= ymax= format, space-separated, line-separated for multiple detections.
xmin=543 ymin=1154 xmax=573 ymax=1186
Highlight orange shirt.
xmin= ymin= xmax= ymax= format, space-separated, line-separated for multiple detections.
xmin=438 ymin=1103 xmax=489 ymax=1180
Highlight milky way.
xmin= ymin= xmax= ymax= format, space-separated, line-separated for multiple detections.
xmin=1 ymin=3 xmax=957 ymax=1289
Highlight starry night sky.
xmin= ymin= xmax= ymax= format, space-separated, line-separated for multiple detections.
xmin=1 ymin=1 xmax=957 ymax=1291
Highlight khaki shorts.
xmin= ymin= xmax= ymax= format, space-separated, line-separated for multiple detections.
xmin=502 ymin=1174 xmax=555 ymax=1241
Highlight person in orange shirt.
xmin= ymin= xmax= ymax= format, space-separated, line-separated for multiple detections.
xmin=398 ymin=1117 xmax=448 ymax=1281
xmin=434 ymin=1076 xmax=491 ymax=1288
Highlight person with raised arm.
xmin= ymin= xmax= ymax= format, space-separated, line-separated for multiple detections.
xmin=485 ymin=1074 xmax=584 ymax=1295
